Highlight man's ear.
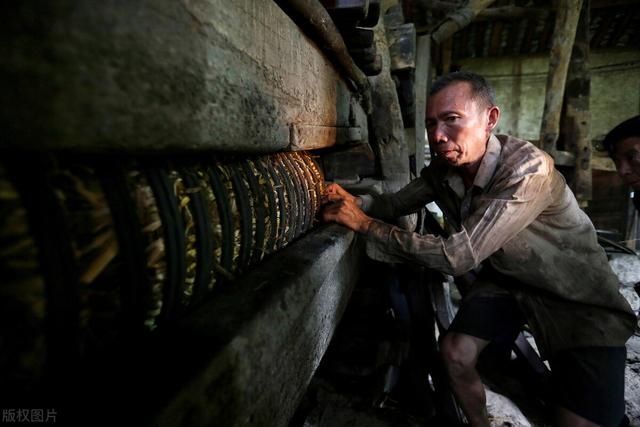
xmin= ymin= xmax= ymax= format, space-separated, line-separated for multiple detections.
xmin=486 ymin=106 xmax=500 ymax=132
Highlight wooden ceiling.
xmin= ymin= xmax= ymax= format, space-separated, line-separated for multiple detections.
xmin=404 ymin=0 xmax=640 ymax=60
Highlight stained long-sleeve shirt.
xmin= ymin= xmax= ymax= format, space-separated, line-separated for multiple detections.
xmin=360 ymin=134 xmax=636 ymax=356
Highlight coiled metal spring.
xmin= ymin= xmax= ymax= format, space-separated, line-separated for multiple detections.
xmin=0 ymin=151 xmax=325 ymax=395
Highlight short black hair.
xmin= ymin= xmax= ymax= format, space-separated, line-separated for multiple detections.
xmin=429 ymin=71 xmax=497 ymax=109
xmin=603 ymin=115 xmax=640 ymax=156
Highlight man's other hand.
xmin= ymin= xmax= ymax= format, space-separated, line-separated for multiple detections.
xmin=321 ymin=198 xmax=373 ymax=233
xmin=323 ymin=183 xmax=361 ymax=207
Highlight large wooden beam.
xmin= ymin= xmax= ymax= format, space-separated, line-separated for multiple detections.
xmin=539 ymin=0 xmax=583 ymax=155
xmin=0 ymin=0 xmax=365 ymax=153
xmin=430 ymin=0 xmax=497 ymax=45
xmin=566 ymin=0 xmax=592 ymax=205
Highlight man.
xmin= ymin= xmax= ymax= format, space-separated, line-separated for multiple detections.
xmin=322 ymin=71 xmax=636 ymax=427
xmin=603 ymin=115 xmax=640 ymax=210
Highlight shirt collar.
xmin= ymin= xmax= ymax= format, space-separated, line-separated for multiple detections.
xmin=443 ymin=134 xmax=502 ymax=196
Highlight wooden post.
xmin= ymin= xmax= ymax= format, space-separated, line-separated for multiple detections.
xmin=539 ymin=0 xmax=583 ymax=155
xmin=430 ymin=0 xmax=497 ymax=45
xmin=566 ymin=0 xmax=591 ymax=205
xmin=414 ymin=34 xmax=431 ymax=175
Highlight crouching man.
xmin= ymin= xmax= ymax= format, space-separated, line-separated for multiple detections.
xmin=322 ymin=71 xmax=636 ymax=427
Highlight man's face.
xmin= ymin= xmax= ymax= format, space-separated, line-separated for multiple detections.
xmin=612 ymin=137 xmax=640 ymax=190
xmin=426 ymin=82 xmax=498 ymax=168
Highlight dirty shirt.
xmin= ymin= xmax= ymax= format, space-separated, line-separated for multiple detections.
xmin=359 ymin=134 xmax=636 ymax=357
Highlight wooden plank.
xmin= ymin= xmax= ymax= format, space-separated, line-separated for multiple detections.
xmin=414 ymin=35 xmax=431 ymax=175
xmin=368 ymin=22 xmax=411 ymax=194
xmin=0 ymin=0 xmax=363 ymax=153
xmin=430 ymin=0 xmax=497 ymax=45
xmin=539 ymin=0 xmax=583 ymax=155
xmin=592 ymin=156 xmax=616 ymax=172
xmin=566 ymin=0 xmax=592 ymax=204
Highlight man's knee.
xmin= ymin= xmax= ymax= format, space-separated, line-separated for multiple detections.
xmin=440 ymin=332 xmax=487 ymax=377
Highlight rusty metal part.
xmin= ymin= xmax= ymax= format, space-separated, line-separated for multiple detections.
xmin=0 ymin=150 xmax=327 ymax=400
xmin=216 ymin=163 xmax=242 ymax=275
xmin=286 ymin=153 xmax=312 ymax=232
xmin=251 ymin=158 xmax=280 ymax=256
xmin=293 ymin=152 xmax=319 ymax=229
xmin=228 ymin=160 xmax=256 ymax=273
xmin=241 ymin=161 xmax=267 ymax=265
xmin=279 ymin=153 xmax=306 ymax=239
xmin=167 ymin=169 xmax=196 ymax=313
xmin=271 ymin=155 xmax=296 ymax=246
xmin=181 ymin=168 xmax=214 ymax=303
xmin=194 ymin=169 xmax=221 ymax=291
xmin=207 ymin=163 xmax=235 ymax=282
xmin=126 ymin=168 xmax=166 ymax=331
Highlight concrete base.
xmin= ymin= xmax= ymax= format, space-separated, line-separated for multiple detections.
xmin=71 ymin=224 xmax=360 ymax=426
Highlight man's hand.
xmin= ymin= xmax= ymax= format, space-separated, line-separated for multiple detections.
xmin=323 ymin=183 xmax=361 ymax=207
xmin=321 ymin=198 xmax=373 ymax=233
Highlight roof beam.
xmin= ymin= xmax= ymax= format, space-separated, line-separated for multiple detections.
xmin=476 ymin=6 xmax=548 ymax=21
xmin=430 ymin=0 xmax=497 ymax=44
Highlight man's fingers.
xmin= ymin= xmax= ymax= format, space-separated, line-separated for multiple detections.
xmin=324 ymin=183 xmax=341 ymax=194
xmin=325 ymin=193 xmax=345 ymax=202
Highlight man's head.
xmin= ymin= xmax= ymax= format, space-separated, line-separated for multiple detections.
xmin=426 ymin=71 xmax=500 ymax=169
xmin=603 ymin=115 xmax=640 ymax=190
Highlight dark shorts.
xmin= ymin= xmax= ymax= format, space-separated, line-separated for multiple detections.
xmin=448 ymin=292 xmax=525 ymax=346
xmin=549 ymin=346 xmax=627 ymax=426
xmin=448 ymin=292 xmax=627 ymax=426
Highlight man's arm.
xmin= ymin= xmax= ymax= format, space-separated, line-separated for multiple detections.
xmin=369 ymin=172 xmax=552 ymax=275
xmin=327 ymin=172 xmax=552 ymax=276
xmin=324 ymin=175 xmax=436 ymax=221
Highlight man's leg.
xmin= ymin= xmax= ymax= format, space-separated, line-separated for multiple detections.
xmin=439 ymin=287 xmax=525 ymax=427
xmin=549 ymin=346 xmax=627 ymax=427
xmin=440 ymin=332 xmax=491 ymax=427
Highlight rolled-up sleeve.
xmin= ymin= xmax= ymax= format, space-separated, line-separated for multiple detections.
xmin=364 ymin=172 xmax=553 ymax=275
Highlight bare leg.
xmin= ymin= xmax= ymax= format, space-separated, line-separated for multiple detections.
xmin=441 ymin=332 xmax=491 ymax=427
xmin=555 ymin=406 xmax=600 ymax=427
